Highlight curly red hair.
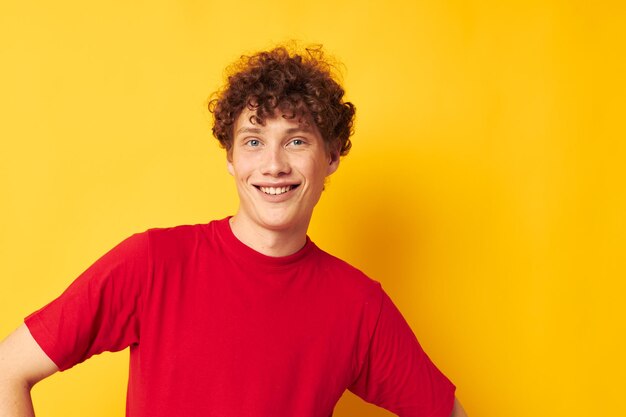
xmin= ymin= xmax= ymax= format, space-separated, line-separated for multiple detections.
xmin=208 ymin=45 xmax=355 ymax=157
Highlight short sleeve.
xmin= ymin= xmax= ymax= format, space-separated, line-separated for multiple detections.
xmin=24 ymin=231 xmax=151 ymax=371
xmin=348 ymin=289 xmax=456 ymax=417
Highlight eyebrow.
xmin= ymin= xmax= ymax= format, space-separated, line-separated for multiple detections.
xmin=285 ymin=126 xmax=313 ymax=134
xmin=235 ymin=126 xmax=313 ymax=135
xmin=235 ymin=127 xmax=263 ymax=135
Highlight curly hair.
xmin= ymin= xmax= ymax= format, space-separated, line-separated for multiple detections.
xmin=208 ymin=45 xmax=355 ymax=157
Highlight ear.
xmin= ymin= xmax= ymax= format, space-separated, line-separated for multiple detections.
xmin=227 ymin=158 xmax=234 ymax=176
xmin=326 ymin=150 xmax=340 ymax=176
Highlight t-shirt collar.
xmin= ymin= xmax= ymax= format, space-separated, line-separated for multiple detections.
xmin=215 ymin=216 xmax=315 ymax=269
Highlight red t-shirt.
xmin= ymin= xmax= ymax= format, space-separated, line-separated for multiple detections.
xmin=26 ymin=217 xmax=455 ymax=417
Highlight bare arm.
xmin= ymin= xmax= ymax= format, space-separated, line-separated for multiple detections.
xmin=0 ymin=324 xmax=59 ymax=417
xmin=449 ymin=397 xmax=468 ymax=417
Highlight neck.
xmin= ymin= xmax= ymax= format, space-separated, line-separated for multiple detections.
xmin=228 ymin=214 xmax=308 ymax=257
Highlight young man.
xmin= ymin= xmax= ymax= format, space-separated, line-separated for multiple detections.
xmin=0 ymin=46 xmax=467 ymax=417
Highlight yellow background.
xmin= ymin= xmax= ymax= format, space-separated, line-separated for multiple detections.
xmin=1 ymin=1 xmax=624 ymax=416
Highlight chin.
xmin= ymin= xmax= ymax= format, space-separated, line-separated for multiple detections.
xmin=259 ymin=217 xmax=297 ymax=231
xmin=255 ymin=211 xmax=303 ymax=231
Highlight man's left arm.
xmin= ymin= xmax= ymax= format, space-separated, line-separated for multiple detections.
xmin=450 ymin=397 xmax=468 ymax=417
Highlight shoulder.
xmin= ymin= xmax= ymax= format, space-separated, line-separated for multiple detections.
xmin=139 ymin=221 xmax=216 ymax=259
xmin=311 ymin=245 xmax=383 ymax=303
xmin=145 ymin=222 xmax=208 ymax=241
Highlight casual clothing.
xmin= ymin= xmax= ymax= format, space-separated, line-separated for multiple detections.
xmin=25 ymin=217 xmax=455 ymax=417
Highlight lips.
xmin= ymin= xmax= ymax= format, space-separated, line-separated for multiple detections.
xmin=255 ymin=184 xmax=300 ymax=195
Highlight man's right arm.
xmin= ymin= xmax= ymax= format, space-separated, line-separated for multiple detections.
xmin=0 ymin=324 xmax=59 ymax=417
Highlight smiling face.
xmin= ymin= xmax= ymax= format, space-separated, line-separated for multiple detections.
xmin=227 ymin=108 xmax=339 ymax=238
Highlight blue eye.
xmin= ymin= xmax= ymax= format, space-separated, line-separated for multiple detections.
xmin=291 ymin=139 xmax=305 ymax=146
xmin=247 ymin=139 xmax=260 ymax=147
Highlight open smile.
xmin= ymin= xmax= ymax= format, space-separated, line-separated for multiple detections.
xmin=254 ymin=184 xmax=300 ymax=196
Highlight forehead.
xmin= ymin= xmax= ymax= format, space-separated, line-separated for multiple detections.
xmin=234 ymin=108 xmax=318 ymax=134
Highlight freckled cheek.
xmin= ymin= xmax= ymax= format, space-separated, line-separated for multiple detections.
xmin=298 ymin=155 xmax=327 ymax=174
xmin=231 ymin=158 xmax=258 ymax=179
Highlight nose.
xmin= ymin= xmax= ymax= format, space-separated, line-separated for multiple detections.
xmin=261 ymin=145 xmax=291 ymax=177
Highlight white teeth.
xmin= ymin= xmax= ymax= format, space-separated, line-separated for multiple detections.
xmin=259 ymin=186 xmax=293 ymax=195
